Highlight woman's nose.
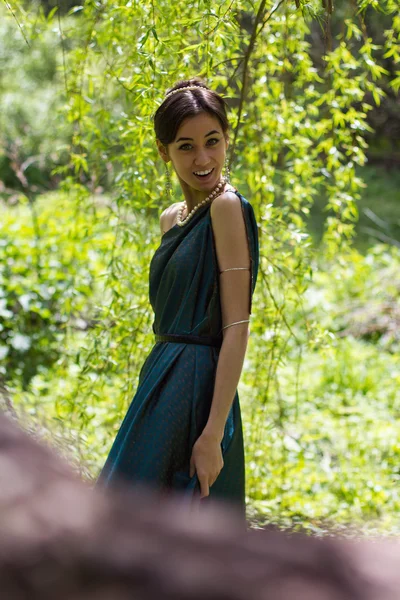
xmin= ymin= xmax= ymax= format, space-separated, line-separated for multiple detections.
xmin=194 ymin=151 xmax=211 ymax=167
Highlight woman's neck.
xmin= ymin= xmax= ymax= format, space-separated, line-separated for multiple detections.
xmin=180 ymin=179 xmax=233 ymax=214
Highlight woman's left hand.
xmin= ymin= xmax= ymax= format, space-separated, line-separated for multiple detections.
xmin=189 ymin=432 xmax=224 ymax=499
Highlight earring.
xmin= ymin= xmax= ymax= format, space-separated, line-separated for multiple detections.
xmin=164 ymin=162 xmax=173 ymax=202
xmin=224 ymin=156 xmax=231 ymax=185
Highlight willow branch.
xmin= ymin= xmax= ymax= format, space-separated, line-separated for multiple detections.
xmin=228 ymin=0 xmax=285 ymax=169
xmin=2 ymin=0 xmax=30 ymax=47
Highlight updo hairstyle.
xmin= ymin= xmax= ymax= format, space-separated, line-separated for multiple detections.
xmin=153 ymin=77 xmax=230 ymax=148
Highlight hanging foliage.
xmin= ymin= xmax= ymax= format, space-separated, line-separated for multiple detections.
xmin=1 ymin=0 xmax=400 ymax=528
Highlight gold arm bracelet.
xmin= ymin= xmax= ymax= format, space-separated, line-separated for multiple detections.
xmin=222 ymin=319 xmax=250 ymax=331
xmin=219 ymin=267 xmax=250 ymax=274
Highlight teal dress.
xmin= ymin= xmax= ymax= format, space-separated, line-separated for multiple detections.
xmin=97 ymin=189 xmax=259 ymax=516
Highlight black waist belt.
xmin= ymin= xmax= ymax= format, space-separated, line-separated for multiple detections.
xmin=155 ymin=333 xmax=223 ymax=348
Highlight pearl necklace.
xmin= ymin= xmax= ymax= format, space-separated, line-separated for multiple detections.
xmin=177 ymin=177 xmax=228 ymax=227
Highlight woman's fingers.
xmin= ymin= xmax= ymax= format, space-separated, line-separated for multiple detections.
xmin=189 ymin=436 xmax=224 ymax=497
xmin=198 ymin=474 xmax=210 ymax=498
xmin=198 ymin=471 xmax=223 ymax=498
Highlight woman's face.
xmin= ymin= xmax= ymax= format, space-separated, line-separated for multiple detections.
xmin=159 ymin=112 xmax=229 ymax=193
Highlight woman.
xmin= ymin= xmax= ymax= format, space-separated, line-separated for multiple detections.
xmin=97 ymin=77 xmax=259 ymax=517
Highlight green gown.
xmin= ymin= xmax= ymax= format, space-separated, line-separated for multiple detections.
xmin=97 ymin=189 xmax=259 ymax=516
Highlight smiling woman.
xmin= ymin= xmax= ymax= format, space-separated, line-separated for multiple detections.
xmin=96 ymin=77 xmax=260 ymax=520
xmin=157 ymin=120 xmax=230 ymax=216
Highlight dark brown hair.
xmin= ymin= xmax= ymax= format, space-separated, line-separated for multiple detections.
xmin=153 ymin=77 xmax=230 ymax=147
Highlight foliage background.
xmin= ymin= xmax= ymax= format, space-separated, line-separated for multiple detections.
xmin=1 ymin=0 xmax=400 ymax=532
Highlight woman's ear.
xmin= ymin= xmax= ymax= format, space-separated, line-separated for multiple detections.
xmin=156 ymin=140 xmax=169 ymax=163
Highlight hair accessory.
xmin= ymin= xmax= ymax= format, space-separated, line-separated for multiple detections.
xmin=164 ymin=85 xmax=207 ymax=100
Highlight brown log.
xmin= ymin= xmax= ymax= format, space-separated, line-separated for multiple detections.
xmin=0 ymin=411 xmax=399 ymax=599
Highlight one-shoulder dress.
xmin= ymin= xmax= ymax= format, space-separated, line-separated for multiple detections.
xmin=97 ymin=189 xmax=259 ymax=515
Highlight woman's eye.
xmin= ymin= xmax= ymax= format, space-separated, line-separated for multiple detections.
xmin=179 ymin=138 xmax=219 ymax=150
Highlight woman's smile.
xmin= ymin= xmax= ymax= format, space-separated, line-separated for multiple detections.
xmin=193 ymin=167 xmax=215 ymax=182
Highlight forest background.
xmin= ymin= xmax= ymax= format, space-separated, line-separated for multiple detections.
xmin=1 ymin=0 xmax=400 ymax=533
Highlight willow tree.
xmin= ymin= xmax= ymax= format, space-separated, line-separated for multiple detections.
xmin=4 ymin=0 xmax=400 ymax=524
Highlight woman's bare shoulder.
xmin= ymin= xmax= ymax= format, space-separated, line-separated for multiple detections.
xmin=160 ymin=201 xmax=184 ymax=233
xmin=161 ymin=201 xmax=183 ymax=218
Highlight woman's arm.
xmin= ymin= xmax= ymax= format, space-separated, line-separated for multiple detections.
xmin=189 ymin=192 xmax=252 ymax=497
xmin=202 ymin=325 xmax=249 ymax=443
xmin=203 ymin=191 xmax=252 ymax=441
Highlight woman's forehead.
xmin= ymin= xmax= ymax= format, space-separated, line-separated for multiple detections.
xmin=176 ymin=113 xmax=221 ymax=137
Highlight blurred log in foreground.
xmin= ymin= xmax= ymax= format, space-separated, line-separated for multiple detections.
xmin=0 ymin=411 xmax=400 ymax=600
